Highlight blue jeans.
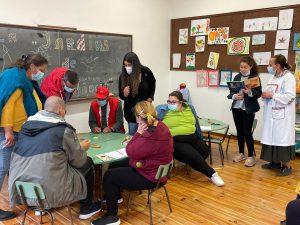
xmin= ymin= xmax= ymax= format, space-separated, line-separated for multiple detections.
xmin=128 ymin=122 xmax=138 ymax=135
xmin=0 ymin=128 xmax=18 ymax=190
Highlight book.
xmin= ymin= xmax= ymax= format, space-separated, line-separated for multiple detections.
xmin=244 ymin=76 xmax=261 ymax=88
xmin=227 ymin=81 xmax=245 ymax=92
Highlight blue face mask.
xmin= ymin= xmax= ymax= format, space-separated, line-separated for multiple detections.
xmin=64 ymin=85 xmax=75 ymax=93
xmin=98 ymin=100 xmax=107 ymax=107
xmin=267 ymin=66 xmax=276 ymax=75
xmin=32 ymin=71 xmax=45 ymax=81
xmin=167 ymin=104 xmax=178 ymax=111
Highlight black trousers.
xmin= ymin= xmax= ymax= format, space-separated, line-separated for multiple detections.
xmin=232 ymin=108 xmax=255 ymax=157
xmin=286 ymin=199 xmax=300 ymax=225
xmin=78 ymin=157 xmax=95 ymax=210
xmin=104 ymin=158 xmax=157 ymax=215
xmin=173 ymin=134 xmax=215 ymax=177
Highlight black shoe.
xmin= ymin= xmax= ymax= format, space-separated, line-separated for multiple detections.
xmin=261 ymin=162 xmax=281 ymax=170
xmin=0 ymin=209 xmax=16 ymax=221
xmin=79 ymin=201 xmax=101 ymax=220
xmin=92 ymin=213 xmax=120 ymax=225
xmin=276 ymin=166 xmax=292 ymax=176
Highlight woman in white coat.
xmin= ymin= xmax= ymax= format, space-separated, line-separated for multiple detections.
xmin=260 ymin=54 xmax=296 ymax=176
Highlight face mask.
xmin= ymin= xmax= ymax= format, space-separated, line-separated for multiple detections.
xmin=64 ymin=85 xmax=75 ymax=93
xmin=241 ymin=71 xmax=250 ymax=76
xmin=125 ymin=66 xmax=132 ymax=75
xmin=167 ymin=104 xmax=178 ymax=111
xmin=32 ymin=71 xmax=45 ymax=81
xmin=267 ymin=66 xmax=276 ymax=75
xmin=98 ymin=100 xmax=107 ymax=107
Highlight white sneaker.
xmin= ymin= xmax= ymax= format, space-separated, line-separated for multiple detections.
xmin=35 ymin=211 xmax=46 ymax=216
xmin=233 ymin=153 xmax=246 ymax=162
xmin=244 ymin=157 xmax=256 ymax=167
xmin=210 ymin=172 xmax=225 ymax=187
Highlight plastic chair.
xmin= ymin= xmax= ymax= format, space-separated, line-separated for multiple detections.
xmin=126 ymin=161 xmax=173 ymax=225
xmin=203 ymin=126 xmax=229 ymax=166
xmin=15 ymin=181 xmax=73 ymax=225
xmin=225 ymin=119 xmax=257 ymax=156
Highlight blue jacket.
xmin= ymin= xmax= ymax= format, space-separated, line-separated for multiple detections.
xmin=156 ymin=104 xmax=203 ymax=140
xmin=0 ymin=67 xmax=44 ymax=121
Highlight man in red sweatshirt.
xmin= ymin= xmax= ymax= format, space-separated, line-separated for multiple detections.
xmin=40 ymin=68 xmax=79 ymax=102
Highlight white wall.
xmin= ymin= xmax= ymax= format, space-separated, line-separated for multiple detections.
xmin=0 ymin=0 xmax=171 ymax=132
xmin=169 ymin=0 xmax=300 ymax=140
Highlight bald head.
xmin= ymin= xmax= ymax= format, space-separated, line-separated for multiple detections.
xmin=45 ymin=96 xmax=66 ymax=115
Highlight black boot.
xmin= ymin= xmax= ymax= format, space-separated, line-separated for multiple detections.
xmin=0 ymin=209 xmax=16 ymax=221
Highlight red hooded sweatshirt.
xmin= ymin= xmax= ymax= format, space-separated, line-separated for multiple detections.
xmin=40 ymin=68 xmax=69 ymax=99
xmin=126 ymin=121 xmax=173 ymax=182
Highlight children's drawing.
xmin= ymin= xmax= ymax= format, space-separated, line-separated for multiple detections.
xmin=195 ymin=36 xmax=205 ymax=52
xmin=191 ymin=19 xmax=210 ymax=36
xmin=186 ymin=53 xmax=195 ymax=69
xmin=275 ymin=30 xmax=291 ymax=50
xmin=252 ymin=34 xmax=265 ymax=45
xmin=253 ymin=52 xmax=271 ymax=66
xmin=196 ymin=70 xmax=208 ymax=87
xmin=179 ymin=28 xmax=188 ymax=44
xmin=207 ymin=52 xmax=219 ymax=69
xmin=219 ymin=70 xmax=232 ymax=87
xmin=227 ymin=37 xmax=250 ymax=55
xmin=278 ymin=9 xmax=294 ymax=29
xmin=293 ymin=33 xmax=300 ymax=51
xmin=244 ymin=17 xmax=278 ymax=32
xmin=208 ymin=70 xmax=219 ymax=87
xmin=173 ymin=53 xmax=181 ymax=68
xmin=208 ymin=27 xmax=229 ymax=45
xmin=274 ymin=50 xmax=288 ymax=61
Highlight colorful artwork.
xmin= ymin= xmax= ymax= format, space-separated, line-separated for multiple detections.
xmin=208 ymin=27 xmax=229 ymax=45
xmin=196 ymin=70 xmax=208 ymax=87
xmin=219 ymin=70 xmax=232 ymax=87
xmin=278 ymin=9 xmax=294 ymax=30
xmin=186 ymin=53 xmax=195 ymax=69
xmin=293 ymin=33 xmax=300 ymax=51
xmin=195 ymin=36 xmax=205 ymax=52
xmin=172 ymin=53 xmax=181 ymax=68
xmin=295 ymin=53 xmax=300 ymax=93
xmin=191 ymin=19 xmax=210 ymax=36
xmin=227 ymin=37 xmax=250 ymax=55
xmin=252 ymin=34 xmax=265 ymax=45
xmin=274 ymin=50 xmax=288 ymax=61
xmin=275 ymin=30 xmax=291 ymax=50
xmin=207 ymin=52 xmax=219 ymax=69
xmin=179 ymin=28 xmax=188 ymax=44
xmin=253 ymin=52 xmax=271 ymax=66
xmin=208 ymin=70 xmax=219 ymax=87
xmin=244 ymin=17 xmax=278 ymax=32
xmin=296 ymin=51 xmax=300 ymax=64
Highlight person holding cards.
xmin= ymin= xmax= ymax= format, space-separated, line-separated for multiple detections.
xmin=227 ymin=56 xmax=261 ymax=167
xmin=260 ymin=54 xmax=296 ymax=176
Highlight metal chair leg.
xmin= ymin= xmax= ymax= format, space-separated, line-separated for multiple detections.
xmin=148 ymin=191 xmax=153 ymax=225
xmin=67 ymin=205 xmax=73 ymax=225
xmin=45 ymin=211 xmax=54 ymax=225
xmin=219 ymin=144 xmax=224 ymax=166
xmin=226 ymin=134 xmax=232 ymax=153
xmin=126 ymin=192 xmax=132 ymax=217
xmin=40 ymin=212 xmax=43 ymax=224
xmin=147 ymin=190 xmax=150 ymax=206
xmin=163 ymin=186 xmax=172 ymax=213
xmin=22 ymin=209 xmax=28 ymax=225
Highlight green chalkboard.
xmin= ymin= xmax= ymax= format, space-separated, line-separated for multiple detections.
xmin=0 ymin=24 xmax=132 ymax=100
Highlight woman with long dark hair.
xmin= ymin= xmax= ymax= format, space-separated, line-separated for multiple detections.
xmin=119 ymin=52 xmax=156 ymax=135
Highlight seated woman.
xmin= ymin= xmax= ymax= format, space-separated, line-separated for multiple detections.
xmin=92 ymin=101 xmax=173 ymax=225
xmin=156 ymin=91 xmax=224 ymax=187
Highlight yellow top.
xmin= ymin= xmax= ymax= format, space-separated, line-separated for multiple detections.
xmin=0 ymin=88 xmax=42 ymax=132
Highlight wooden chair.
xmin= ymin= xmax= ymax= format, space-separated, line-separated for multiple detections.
xmin=203 ymin=126 xmax=229 ymax=166
xmin=225 ymin=118 xmax=258 ymax=156
xmin=126 ymin=161 xmax=173 ymax=225
xmin=15 ymin=181 xmax=73 ymax=225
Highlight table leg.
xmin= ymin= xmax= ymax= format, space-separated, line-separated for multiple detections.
xmin=208 ymin=132 xmax=212 ymax=165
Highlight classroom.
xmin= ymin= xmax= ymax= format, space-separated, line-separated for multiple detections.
xmin=1 ymin=0 xmax=300 ymax=224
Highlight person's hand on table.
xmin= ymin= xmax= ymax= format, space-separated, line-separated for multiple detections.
xmin=103 ymin=127 xmax=112 ymax=133
xmin=92 ymin=127 xmax=101 ymax=133
xmin=80 ymin=139 xmax=91 ymax=151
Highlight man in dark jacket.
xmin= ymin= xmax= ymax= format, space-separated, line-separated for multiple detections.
xmin=8 ymin=96 xmax=100 ymax=219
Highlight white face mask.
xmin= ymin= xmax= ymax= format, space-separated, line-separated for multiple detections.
xmin=125 ymin=66 xmax=132 ymax=75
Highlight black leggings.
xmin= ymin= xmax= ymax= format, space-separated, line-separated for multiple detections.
xmin=286 ymin=199 xmax=300 ymax=225
xmin=78 ymin=157 xmax=95 ymax=210
xmin=173 ymin=134 xmax=215 ymax=177
xmin=104 ymin=158 xmax=157 ymax=215
xmin=232 ymin=108 xmax=255 ymax=157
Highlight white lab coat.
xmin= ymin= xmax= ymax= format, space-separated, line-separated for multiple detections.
xmin=261 ymin=71 xmax=296 ymax=146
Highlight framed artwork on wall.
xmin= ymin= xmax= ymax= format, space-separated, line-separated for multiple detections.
xmin=208 ymin=70 xmax=219 ymax=87
xmin=219 ymin=70 xmax=232 ymax=87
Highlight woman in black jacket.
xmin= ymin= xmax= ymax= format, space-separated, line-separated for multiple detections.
xmin=227 ymin=56 xmax=262 ymax=167
xmin=119 ymin=52 xmax=156 ymax=135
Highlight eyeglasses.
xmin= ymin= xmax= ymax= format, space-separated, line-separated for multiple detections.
xmin=167 ymin=100 xmax=179 ymax=105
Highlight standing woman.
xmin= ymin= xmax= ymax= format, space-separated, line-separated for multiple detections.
xmin=0 ymin=54 xmax=48 ymax=220
xmin=227 ymin=56 xmax=262 ymax=167
xmin=261 ymin=54 xmax=296 ymax=176
xmin=119 ymin=52 xmax=156 ymax=135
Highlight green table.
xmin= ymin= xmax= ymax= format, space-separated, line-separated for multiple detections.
xmin=199 ymin=118 xmax=228 ymax=164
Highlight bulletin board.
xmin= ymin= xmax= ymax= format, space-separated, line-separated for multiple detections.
xmin=170 ymin=4 xmax=300 ymax=72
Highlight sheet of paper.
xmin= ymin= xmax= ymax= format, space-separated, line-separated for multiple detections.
xmin=278 ymin=9 xmax=294 ymax=29
xmin=172 ymin=53 xmax=181 ymax=68
xmin=274 ymin=50 xmax=288 ymax=61
xmin=200 ymin=125 xmax=211 ymax=131
xmin=253 ymin=52 xmax=271 ymax=65
xmin=105 ymin=148 xmax=127 ymax=159
xmin=275 ymin=30 xmax=291 ymax=50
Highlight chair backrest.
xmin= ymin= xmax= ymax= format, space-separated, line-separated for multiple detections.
xmin=155 ymin=160 xmax=173 ymax=186
xmin=251 ymin=119 xmax=258 ymax=134
xmin=15 ymin=181 xmax=46 ymax=200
